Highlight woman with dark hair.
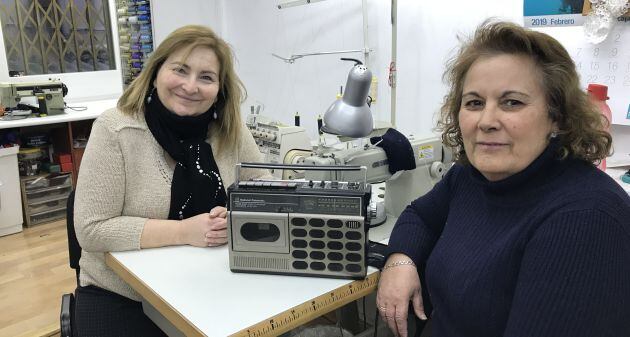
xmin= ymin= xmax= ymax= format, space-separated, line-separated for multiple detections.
xmin=376 ymin=20 xmax=630 ymax=337
xmin=73 ymin=25 xmax=268 ymax=336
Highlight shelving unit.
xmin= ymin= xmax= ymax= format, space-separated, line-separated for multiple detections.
xmin=116 ymin=0 xmax=154 ymax=87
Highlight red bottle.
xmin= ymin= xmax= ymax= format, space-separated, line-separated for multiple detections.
xmin=587 ymin=84 xmax=612 ymax=171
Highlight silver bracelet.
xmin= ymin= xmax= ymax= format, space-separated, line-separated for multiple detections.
xmin=383 ymin=260 xmax=416 ymax=270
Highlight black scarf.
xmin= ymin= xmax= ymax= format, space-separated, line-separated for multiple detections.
xmin=144 ymin=93 xmax=226 ymax=220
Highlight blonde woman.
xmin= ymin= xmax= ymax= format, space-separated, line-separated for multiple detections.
xmin=73 ymin=25 xmax=267 ymax=336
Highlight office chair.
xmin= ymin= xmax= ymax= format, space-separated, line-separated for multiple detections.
xmin=60 ymin=190 xmax=80 ymax=337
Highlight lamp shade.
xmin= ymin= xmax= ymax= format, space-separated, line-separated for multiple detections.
xmin=321 ymin=64 xmax=373 ymax=138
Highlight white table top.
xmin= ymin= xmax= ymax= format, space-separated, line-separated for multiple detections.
xmin=0 ymin=98 xmax=117 ymax=129
xmin=109 ymin=244 xmax=380 ymax=337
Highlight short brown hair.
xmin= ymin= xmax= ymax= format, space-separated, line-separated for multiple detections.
xmin=436 ymin=20 xmax=612 ymax=164
xmin=117 ymin=25 xmax=246 ymax=152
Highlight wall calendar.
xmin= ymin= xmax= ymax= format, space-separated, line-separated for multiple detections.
xmin=545 ymin=21 xmax=630 ymax=126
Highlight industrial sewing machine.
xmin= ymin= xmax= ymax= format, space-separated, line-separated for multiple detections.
xmin=298 ymin=136 xmax=451 ymax=221
xmin=0 ymin=80 xmax=67 ymax=116
xmin=247 ymin=112 xmax=451 ymax=219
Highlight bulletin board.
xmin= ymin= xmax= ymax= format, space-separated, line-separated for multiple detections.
xmin=542 ymin=22 xmax=630 ymax=126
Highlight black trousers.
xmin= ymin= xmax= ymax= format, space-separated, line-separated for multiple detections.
xmin=74 ymin=285 xmax=168 ymax=337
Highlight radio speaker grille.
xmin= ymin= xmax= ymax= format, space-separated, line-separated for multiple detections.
xmin=234 ymin=256 xmax=289 ymax=270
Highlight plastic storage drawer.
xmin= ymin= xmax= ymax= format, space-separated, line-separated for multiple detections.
xmin=24 ymin=173 xmax=72 ymax=192
xmin=29 ymin=208 xmax=67 ymax=226
xmin=26 ymin=185 xmax=72 ymax=204
xmin=28 ymin=196 xmax=69 ymax=215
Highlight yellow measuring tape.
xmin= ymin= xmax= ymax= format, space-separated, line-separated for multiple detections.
xmin=229 ymin=271 xmax=380 ymax=337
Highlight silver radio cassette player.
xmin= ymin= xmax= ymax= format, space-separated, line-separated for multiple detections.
xmin=227 ymin=163 xmax=372 ymax=279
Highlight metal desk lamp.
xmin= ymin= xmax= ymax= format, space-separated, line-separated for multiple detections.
xmin=321 ymin=58 xmax=373 ymax=138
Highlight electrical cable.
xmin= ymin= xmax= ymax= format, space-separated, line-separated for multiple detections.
xmin=65 ymin=105 xmax=88 ymax=111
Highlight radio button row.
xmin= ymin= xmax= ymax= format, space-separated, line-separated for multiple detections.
xmin=327 ymin=252 xmax=343 ymax=261
xmin=345 ymin=231 xmax=362 ymax=240
xmin=309 ymin=251 xmax=325 ymax=260
xmin=309 ymin=229 xmax=325 ymax=238
xmin=310 ymin=262 xmax=326 ymax=271
xmin=346 ymin=264 xmax=362 ymax=273
xmin=291 ymin=229 xmax=307 ymax=237
xmin=291 ymin=239 xmax=307 ymax=248
xmin=309 ymin=240 xmax=325 ymax=249
xmin=327 ymin=219 xmax=343 ymax=228
xmin=346 ymin=253 xmax=362 ymax=262
xmin=309 ymin=219 xmax=325 ymax=227
xmin=327 ymin=230 xmax=343 ymax=239
xmin=327 ymin=241 xmax=343 ymax=250
xmin=293 ymin=261 xmax=308 ymax=270
xmin=328 ymin=263 xmax=343 ymax=272
xmin=292 ymin=250 xmax=307 ymax=259
xmin=292 ymin=218 xmax=307 ymax=226
xmin=345 ymin=242 xmax=362 ymax=251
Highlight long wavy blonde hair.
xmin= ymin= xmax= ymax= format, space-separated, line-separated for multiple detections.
xmin=436 ymin=20 xmax=612 ymax=164
xmin=117 ymin=25 xmax=246 ymax=153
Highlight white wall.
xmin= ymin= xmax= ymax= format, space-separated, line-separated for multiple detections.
xmin=151 ymin=0 xmax=224 ymax=46
xmin=221 ymin=0 xmax=523 ymax=139
xmin=222 ymin=0 xmax=629 ymax=153
xmin=223 ymin=0 xmax=391 ymax=140
xmin=395 ymin=0 xmax=523 ymax=137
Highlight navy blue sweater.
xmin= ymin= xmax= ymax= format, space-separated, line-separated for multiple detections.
xmin=388 ymin=141 xmax=630 ymax=337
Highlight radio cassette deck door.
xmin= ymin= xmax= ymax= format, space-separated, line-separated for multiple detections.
xmin=229 ymin=211 xmax=290 ymax=253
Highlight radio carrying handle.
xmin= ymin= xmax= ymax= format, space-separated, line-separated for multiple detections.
xmin=235 ymin=162 xmax=368 ymax=186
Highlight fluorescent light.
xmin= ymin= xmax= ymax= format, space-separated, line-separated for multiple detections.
xmin=277 ymin=0 xmax=327 ymax=9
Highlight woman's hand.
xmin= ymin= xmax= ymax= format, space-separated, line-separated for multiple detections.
xmin=179 ymin=206 xmax=228 ymax=247
xmin=206 ymin=206 xmax=228 ymax=246
xmin=376 ymin=253 xmax=427 ymax=337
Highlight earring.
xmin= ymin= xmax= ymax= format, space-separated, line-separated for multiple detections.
xmin=146 ymin=87 xmax=156 ymax=104
xmin=213 ymin=111 xmax=218 ymax=119
xmin=549 ymin=131 xmax=558 ymax=139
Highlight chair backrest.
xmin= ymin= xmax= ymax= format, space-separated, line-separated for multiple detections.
xmin=66 ymin=190 xmax=81 ymax=283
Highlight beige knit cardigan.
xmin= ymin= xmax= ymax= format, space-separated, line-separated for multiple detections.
xmin=74 ymin=108 xmax=266 ymax=301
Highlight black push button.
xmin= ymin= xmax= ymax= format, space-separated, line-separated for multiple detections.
xmin=328 ymin=252 xmax=343 ymax=261
xmin=327 ymin=241 xmax=343 ymax=250
xmin=309 ymin=229 xmax=325 ymax=238
xmin=345 ymin=231 xmax=362 ymax=240
xmin=327 ymin=219 xmax=343 ymax=228
xmin=292 ymin=218 xmax=307 ymax=226
xmin=291 ymin=228 xmax=307 ymax=237
xmin=327 ymin=230 xmax=343 ymax=239
xmin=346 ymin=264 xmax=362 ymax=273
xmin=291 ymin=239 xmax=307 ymax=248
xmin=293 ymin=261 xmax=308 ymax=269
xmin=346 ymin=253 xmax=362 ymax=262
xmin=310 ymin=262 xmax=325 ymax=270
xmin=345 ymin=242 xmax=362 ymax=251
xmin=309 ymin=240 xmax=325 ymax=249
xmin=292 ymin=250 xmax=307 ymax=259
xmin=309 ymin=218 xmax=325 ymax=227
xmin=328 ymin=263 xmax=343 ymax=272
xmin=310 ymin=251 xmax=325 ymax=260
